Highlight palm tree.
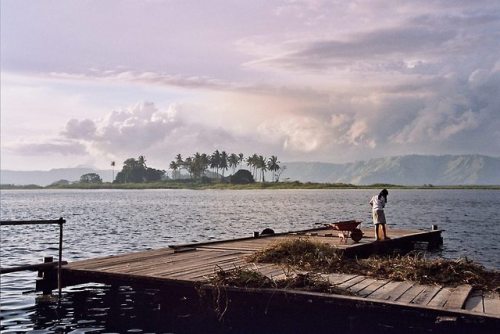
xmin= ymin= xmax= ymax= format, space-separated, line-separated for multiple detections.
xmin=184 ymin=157 xmax=193 ymax=179
xmin=246 ymin=154 xmax=259 ymax=179
xmin=220 ymin=151 xmax=228 ymax=178
xmin=257 ymin=155 xmax=267 ymax=182
xmin=200 ymin=153 xmax=210 ymax=177
xmin=228 ymin=153 xmax=239 ymax=174
xmin=189 ymin=152 xmax=209 ymax=180
xmin=169 ymin=161 xmax=178 ymax=179
xmin=111 ymin=161 xmax=116 ymax=182
xmin=175 ymin=154 xmax=184 ymax=177
xmin=267 ymin=156 xmax=280 ymax=182
xmin=210 ymin=150 xmax=221 ymax=178
xmin=238 ymin=153 xmax=244 ymax=169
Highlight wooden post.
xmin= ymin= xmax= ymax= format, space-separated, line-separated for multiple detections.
xmin=58 ymin=218 xmax=64 ymax=298
xmin=36 ymin=257 xmax=56 ymax=295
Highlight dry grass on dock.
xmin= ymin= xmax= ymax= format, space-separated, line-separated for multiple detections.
xmin=208 ymin=267 xmax=353 ymax=295
xmin=247 ymin=238 xmax=500 ymax=292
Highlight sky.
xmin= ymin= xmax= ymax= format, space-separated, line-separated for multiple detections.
xmin=1 ymin=0 xmax=500 ymax=171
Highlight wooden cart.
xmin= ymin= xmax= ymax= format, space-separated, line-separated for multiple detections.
xmin=329 ymin=220 xmax=363 ymax=243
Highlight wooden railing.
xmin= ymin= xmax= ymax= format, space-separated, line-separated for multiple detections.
xmin=0 ymin=218 xmax=65 ymax=295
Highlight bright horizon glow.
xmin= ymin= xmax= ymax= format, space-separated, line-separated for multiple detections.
xmin=1 ymin=0 xmax=500 ymax=171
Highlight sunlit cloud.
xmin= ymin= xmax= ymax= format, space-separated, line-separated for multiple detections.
xmin=1 ymin=0 xmax=500 ymax=170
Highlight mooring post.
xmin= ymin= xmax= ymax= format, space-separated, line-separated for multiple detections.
xmin=428 ymin=225 xmax=443 ymax=249
xmin=37 ymin=256 xmax=56 ymax=294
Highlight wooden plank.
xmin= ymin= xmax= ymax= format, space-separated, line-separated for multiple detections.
xmin=172 ymin=257 xmax=249 ymax=278
xmin=382 ymin=281 xmax=414 ymax=301
xmin=256 ymin=266 xmax=288 ymax=278
xmin=175 ymin=259 xmax=250 ymax=281
xmin=444 ymin=285 xmax=473 ymax=310
xmin=165 ymin=256 xmax=246 ymax=278
xmin=464 ymin=290 xmax=484 ymax=313
xmin=483 ymin=292 xmax=500 ymax=316
xmin=95 ymin=250 xmax=222 ymax=273
xmin=69 ymin=249 xmax=207 ymax=272
xmin=148 ymin=255 xmax=246 ymax=278
xmin=66 ymin=248 xmax=175 ymax=269
xmin=336 ymin=275 xmax=366 ymax=289
xmin=358 ymin=279 xmax=390 ymax=298
xmin=411 ymin=285 xmax=441 ymax=305
xmin=192 ymin=260 xmax=268 ymax=280
xmin=325 ymin=273 xmax=357 ymax=286
xmin=348 ymin=278 xmax=377 ymax=294
xmin=93 ymin=252 xmax=229 ymax=275
xmin=368 ymin=281 xmax=402 ymax=300
xmin=428 ymin=287 xmax=453 ymax=307
xmin=109 ymin=253 xmax=240 ymax=278
xmin=397 ymin=284 xmax=427 ymax=303
xmin=128 ymin=251 xmax=243 ymax=276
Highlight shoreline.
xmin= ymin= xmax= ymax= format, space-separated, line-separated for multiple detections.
xmin=1 ymin=182 xmax=500 ymax=190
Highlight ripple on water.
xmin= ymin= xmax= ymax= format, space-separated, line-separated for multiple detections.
xmin=1 ymin=188 xmax=499 ymax=332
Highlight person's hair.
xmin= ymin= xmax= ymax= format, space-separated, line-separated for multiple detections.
xmin=378 ymin=189 xmax=388 ymax=202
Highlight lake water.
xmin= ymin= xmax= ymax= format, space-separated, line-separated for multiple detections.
xmin=1 ymin=189 xmax=499 ymax=333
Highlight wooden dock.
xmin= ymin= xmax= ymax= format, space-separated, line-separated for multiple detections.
xmin=59 ymin=227 xmax=499 ymax=332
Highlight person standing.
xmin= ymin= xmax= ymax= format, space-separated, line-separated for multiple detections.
xmin=369 ymin=189 xmax=389 ymax=241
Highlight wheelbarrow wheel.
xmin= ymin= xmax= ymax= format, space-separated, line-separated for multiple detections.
xmin=351 ymin=228 xmax=363 ymax=242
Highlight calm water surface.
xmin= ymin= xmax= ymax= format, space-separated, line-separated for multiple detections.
xmin=1 ymin=189 xmax=499 ymax=333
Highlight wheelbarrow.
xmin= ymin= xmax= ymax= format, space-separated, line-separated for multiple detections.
xmin=328 ymin=220 xmax=363 ymax=243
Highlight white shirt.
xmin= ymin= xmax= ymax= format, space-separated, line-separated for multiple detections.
xmin=370 ymin=195 xmax=386 ymax=211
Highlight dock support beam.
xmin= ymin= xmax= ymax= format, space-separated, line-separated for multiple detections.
xmin=36 ymin=257 xmax=58 ymax=294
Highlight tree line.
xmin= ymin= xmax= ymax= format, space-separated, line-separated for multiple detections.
xmin=169 ymin=151 xmax=282 ymax=182
xmin=76 ymin=151 xmax=283 ymax=184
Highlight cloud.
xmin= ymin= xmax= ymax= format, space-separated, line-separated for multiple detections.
xmin=244 ymin=4 xmax=500 ymax=75
xmin=49 ymin=70 xmax=232 ymax=91
xmin=55 ymin=102 xmax=272 ymax=166
xmin=8 ymin=140 xmax=87 ymax=156
xmin=291 ymin=27 xmax=454 ymax=67
xmin=3 ymin=0 xmax=500 ymax=170
xmin=63 ymin=119 xmax=97 ymax=140
xmin=86 ymin=102 xmax=180 ymax=152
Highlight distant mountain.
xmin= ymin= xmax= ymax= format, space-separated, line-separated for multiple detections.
xmin=1 ymin=168 xmax=113 ymax=186
xmin=282 ymin=155 xmax=500 ymax=185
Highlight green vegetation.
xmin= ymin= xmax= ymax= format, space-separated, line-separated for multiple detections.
xmin=79 ymin=173 xmax=102 ymax=184
xmin=169 ymin=151 xmax=282 ymax=183
xmin=248 ymin=239 xmax=500 ymax=291
xmin=0 ymin=184 xmax=43 ymax=190
xmin=115 ymin=156 xmax=165 ymax=183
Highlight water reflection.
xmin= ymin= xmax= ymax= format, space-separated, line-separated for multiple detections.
xmin=29 ymin=284 xmax=226 ymax=333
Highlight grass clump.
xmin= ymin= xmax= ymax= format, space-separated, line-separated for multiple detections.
xmin=248 ymin=238 xmax=345 ymax=271
xmin=248 ymin=239 xmax=500 ymax=291
xmin=208 ymin=267 xmax=353 ymax=295
xmin=210 ymin=267 xmax=275 ymax=289
xmin=356 ymin=255 xmax=499 ymax=291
